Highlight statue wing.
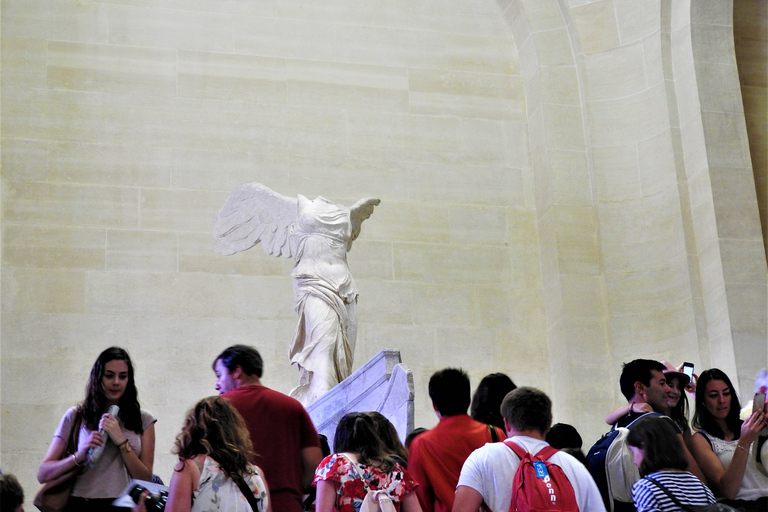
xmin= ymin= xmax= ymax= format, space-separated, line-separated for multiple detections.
xmin=348 ymin=197 xmax=381 ymax=250
xmin=213 ymin=182 xmax=298 ymax=257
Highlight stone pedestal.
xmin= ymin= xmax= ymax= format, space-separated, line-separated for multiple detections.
xmin=306 ymin=349 xmax=414 ymax=452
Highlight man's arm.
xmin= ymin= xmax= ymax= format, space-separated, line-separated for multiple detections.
xmin=301 ymin=446 xmax=323 ymax=490
xmin=452 ymin=486 xmax=483 ymax=512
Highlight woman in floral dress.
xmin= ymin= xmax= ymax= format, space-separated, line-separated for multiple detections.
xmin=314 ymin=412 xmax=421 ymax=512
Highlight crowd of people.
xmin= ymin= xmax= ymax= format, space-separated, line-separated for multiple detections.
xmin=3 ymin=347 xmax=766 ymax=512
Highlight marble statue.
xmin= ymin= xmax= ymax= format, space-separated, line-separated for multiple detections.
xmin=213 ymin=182 xmax=380 ymax=405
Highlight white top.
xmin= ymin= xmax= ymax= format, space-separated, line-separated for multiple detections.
xmin=457 ymin=435 xmax=607 ymax=512
xmin=699 ymin=431 xmax=768 ymax=501
xmin=192 ymin=456 xmax=269 ymax=512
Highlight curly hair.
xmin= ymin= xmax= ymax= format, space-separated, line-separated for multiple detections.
xmin=174 ymin=397 xmax=255 ymax=482
xmin=82 ymin=347 xmax=143 ymax=433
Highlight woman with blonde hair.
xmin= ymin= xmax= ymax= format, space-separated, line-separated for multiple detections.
xmin=136 ymin=396 xmax=271 ymax=512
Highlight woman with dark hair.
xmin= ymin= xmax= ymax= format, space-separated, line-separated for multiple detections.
xmin=37 ymin=347 xmax=156 ymax=512
xmin=689 ymin=368 xmax=768 ymax=511
xmin=314 ymin=412 xmax=422 ymax=512
xmin=627 ymin=415 xmax=715 ymax=512
xmin=470 ymin=373 xmax=516 ymax=430
xmin=136 ymin=396 xmax=270 ymax=512
xmin=365 ymin=412 xmax=409 ymax=468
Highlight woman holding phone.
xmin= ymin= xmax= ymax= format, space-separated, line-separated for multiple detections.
xmin=689 ymin=368 xmax=768 ymax=511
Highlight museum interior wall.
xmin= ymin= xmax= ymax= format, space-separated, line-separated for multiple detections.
xmin=1 ymin=0 xmax=766 ymax=496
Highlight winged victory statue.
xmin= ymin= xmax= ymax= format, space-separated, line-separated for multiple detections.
xmin=213 ymin=182 xmax=380 ymax=405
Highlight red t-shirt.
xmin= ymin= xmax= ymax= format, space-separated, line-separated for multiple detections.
xmin=223 ymin=384 xmax=320 ymax=512
xmin=408 ymin=414 xmax=504 ymax=512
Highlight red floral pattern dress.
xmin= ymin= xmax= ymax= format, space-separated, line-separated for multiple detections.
xmin=313 ymin=452 xmax=418 ymax=512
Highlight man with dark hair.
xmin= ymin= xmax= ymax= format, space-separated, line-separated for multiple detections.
xmin=616 ymin=359 xmax=671 ymax=426
xmin=213 ymin=344 xmax=322 ymax=512
xmin=613 ymin=358 xmax=705 ymax=482
xmin=454 ymin=387 xmax=606 ymax=512
xmin=408 ymin=368 xmax=504 ymax=512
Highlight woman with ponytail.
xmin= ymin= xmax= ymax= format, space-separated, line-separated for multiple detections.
xmin=313 ymin=412 xmax=422 ymax=512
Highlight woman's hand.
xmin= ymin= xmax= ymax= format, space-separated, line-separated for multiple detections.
xmin=100 ymin=411 xmax=126 ymax=445
xmin=685 ymin=373 xmax=698 ymax=394
xmin=76 ymin=430 xmax=105 ymax=461
xmin=741 ymin=409 xmax=767 ymax=446
xmin=632 ymin=402 xmax=653 ymax=414
xmin=132 ymin=491 xmax=148 ymax=512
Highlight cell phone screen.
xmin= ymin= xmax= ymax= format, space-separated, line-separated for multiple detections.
xmin=682 ymin=362 xmax=694 ymax=379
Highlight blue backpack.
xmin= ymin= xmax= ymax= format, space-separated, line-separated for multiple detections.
xmin=585 ymin=413 xmax=661 ymax=512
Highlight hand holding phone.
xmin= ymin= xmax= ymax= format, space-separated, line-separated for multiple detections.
xmin=681 ymin=362 xmax=696 ymax=393
xmin=754 ymin=392 xmax=766 ymax=415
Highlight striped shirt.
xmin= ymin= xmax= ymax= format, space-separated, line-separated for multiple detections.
xmin=631 ymin=471 xmax=715 ymax=512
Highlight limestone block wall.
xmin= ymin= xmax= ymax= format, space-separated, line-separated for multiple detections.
xmin=1 ymin=0 xmax=766 ymax=503
xmin=734 ymin=0 xmax=767 ymax=257
xmin=1 ymin=0 xmax=540 ymax=493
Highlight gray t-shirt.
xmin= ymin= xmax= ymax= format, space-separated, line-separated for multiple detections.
xmin=54 ymin=406 xmax=156 ymax=498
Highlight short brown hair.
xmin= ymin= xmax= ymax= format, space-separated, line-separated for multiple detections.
xmin=501 ymin=387 xmax=552 ymax=434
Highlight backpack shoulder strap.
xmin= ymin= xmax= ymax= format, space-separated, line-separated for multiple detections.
xmin=487 ymin=424 xmax=499 ymax=443
xmin=532 ymin=445 xmax=559 ymax=461
xmin=504 ymin=440 xmax=560 ymax=461
xmin=503 ymin=440 xmax=528 ymax=460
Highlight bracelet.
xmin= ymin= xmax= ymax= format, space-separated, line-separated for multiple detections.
xmin=629 ymin=402 xmax=635 ymax=414
xmin=736 ymin=444 xmax=749 ymax=454
xmin=118 ymin=440 xmax=132 ymax=454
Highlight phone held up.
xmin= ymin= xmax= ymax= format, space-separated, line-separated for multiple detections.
xmin=753 ymin=392 xmax=766 ymax=415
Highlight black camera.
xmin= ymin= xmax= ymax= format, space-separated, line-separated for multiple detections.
xmin=128 ymin=484 xmax=168 ymax=512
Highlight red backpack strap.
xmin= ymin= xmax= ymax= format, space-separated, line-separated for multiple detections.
xmin=503 ymin=440 xmax=528 ymax=459
xmin=533 ymin=445 xmax=559 ymax=461
xmin=504 ymin=440 xmax=560 ymax=461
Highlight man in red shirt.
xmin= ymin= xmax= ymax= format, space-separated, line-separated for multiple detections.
xmin=408 ymin=368 xmax=505 ymax=512
xmin=213 ymin=345 xmax=322 ymax=512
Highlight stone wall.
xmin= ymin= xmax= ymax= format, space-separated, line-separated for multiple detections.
xmin=1 ymin=0 xmax=765 ymax=502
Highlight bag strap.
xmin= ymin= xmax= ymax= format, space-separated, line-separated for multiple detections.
xmin=487 ymin=424 xmax=499 ymax=443
xmin=234 ymin=474 xmax=261 ymax=512
xmin=644 ymin=476 xmax=693 ymax=512
xmin=504 ymin=440 xmax=559 ymax=461
xmin=67 ymin=409 xmax=82 ymax=454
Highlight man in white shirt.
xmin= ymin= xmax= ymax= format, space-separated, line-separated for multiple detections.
xmin=453 ymin=387 xmax=606 ymax=512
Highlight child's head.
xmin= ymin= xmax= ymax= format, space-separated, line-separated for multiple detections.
xmin=626 ymin=415 xmax=687 ymax=476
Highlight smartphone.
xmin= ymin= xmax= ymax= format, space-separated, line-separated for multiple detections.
xmin=682 ymin=362 xmax=694 ymax=380
xmin=754 ymin=392 xmax=766 ymax=414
